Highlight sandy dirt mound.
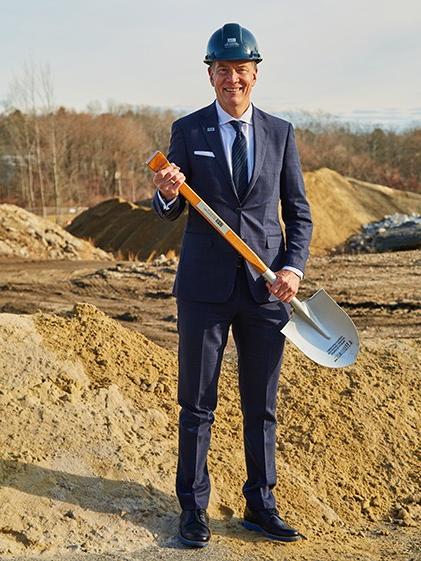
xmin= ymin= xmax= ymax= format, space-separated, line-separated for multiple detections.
xmin=0 ymin=204 xmax=111 ymax=260
xmin=66 ymin=171 xmax=421 ymax=259
xmin=307 ymin=170 xmax=421 ymax=254
xmin=0 ymin=304 xmax=419 ymax=559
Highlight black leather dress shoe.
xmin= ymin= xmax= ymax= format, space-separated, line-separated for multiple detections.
xmin=179 ymin=509 xmax=210 ymax=547
xmin=242 ymin=506 xmax=301 ymax=542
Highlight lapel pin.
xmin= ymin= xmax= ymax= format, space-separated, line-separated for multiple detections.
xmin=207 ymin=127 xmax=215 ymax=132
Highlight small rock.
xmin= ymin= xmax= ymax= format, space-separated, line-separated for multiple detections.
xmin=64 ymin=510 xmax=76 ymax=519
xmin=361 ymin=499 xmax=371 ymax=511
xmin=147 ymin=381 xmax=158 ymax=392
xmin=401 ymin=512 xmax=417 ymax=527
xmin=66 ymin=544 xmax=81 ymax=550
xmin=163 ymin=314 xmax=177 ymax=323
xmin=146 ymin=408 xmax=168 ymax=427
xmin=396 ymin=507 xmax=409 ymax=520
xmin=116 ymin=311 xmax=138 ymax=322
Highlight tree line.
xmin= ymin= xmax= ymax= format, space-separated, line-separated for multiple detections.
xmin=0 ymin=72 xmax=419 ymax=214
xmin=295 ymin=115 xmax=421 ymax=194
xmin=0 ymin=104 xmax=175 ymax=214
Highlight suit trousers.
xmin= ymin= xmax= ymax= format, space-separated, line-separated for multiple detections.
xmin=176 ymin=264 xmax=289 ymax=511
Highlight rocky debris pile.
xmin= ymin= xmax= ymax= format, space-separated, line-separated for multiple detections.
xmin=66 ymin=171 xmax=421 ymax=259
xmin=0 ymin=303 xmax=419 ymax=559
xmin=0 ymin=204 xmax=111 ymax=260
xmin=343 ymin=214 xmax=421 ymax=253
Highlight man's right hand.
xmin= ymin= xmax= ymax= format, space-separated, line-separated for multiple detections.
xmin=153 ymin=163 xmax=185 ymax=201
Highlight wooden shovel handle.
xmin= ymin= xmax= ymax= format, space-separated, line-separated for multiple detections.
xmin=145 ymin=151 xmax=272 ymax=277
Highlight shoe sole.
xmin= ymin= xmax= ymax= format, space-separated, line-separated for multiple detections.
xmin=178 ymin=534 xmax=209 ymax=548
xmin=242 ymin=520 xmax=302 ymax=542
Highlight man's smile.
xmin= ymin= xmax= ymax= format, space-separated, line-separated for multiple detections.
xmin=208 ymin=60 xmax=257 ymax=117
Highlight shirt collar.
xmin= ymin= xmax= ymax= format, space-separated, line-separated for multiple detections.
xmin=215 ymin=100 xmax=253 ymax=126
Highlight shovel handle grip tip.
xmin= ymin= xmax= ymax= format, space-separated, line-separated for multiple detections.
xmin=145 ymin=151 xmax=168 ymax=171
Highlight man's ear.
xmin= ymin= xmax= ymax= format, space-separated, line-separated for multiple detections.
xmin=208 ymin=66 xmax=215 ymax=87
xmin=252 ymin=65 xmax=258 ymax=86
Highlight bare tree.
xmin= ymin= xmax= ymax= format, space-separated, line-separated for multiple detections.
xmin=3 ymin=62 xmax=53 ymax=214
xmin=5 ymin=64 xmax=37 ymax=209
xmin=40 ymin=64 xmax=62 ymax=219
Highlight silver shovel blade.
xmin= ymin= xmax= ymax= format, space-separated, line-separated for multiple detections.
xmin=281 ymin=289 xmax=359 ymax=368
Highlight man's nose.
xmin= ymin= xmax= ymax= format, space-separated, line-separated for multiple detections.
xmin=226 ymin=70 xmax=240 ymax=82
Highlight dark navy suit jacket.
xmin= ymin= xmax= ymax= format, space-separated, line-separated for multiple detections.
xmin=153 ymin=102 xmax=312 ymax=304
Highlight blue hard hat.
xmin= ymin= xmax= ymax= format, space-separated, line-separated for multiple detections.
xmin=204 ymin=23 xmax=262 ymax=65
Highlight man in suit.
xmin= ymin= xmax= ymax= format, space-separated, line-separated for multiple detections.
xmin=152 ymin=23 xmax=312 ymax=547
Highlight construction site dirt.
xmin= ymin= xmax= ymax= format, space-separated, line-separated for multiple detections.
xmin=0 ymin=249 xmax=420 ymax=561
xmin=0 ymin=250 xmax=419 ymax=345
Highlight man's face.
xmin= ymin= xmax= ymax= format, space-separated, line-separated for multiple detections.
xmin=208 ymin=60 xmax=257 ymax=116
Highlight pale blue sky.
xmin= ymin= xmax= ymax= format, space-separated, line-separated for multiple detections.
xmin=1 ymin=0 xmax=420 ymax=127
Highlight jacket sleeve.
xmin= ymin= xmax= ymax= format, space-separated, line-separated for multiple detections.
xmin=279 ymin=123 xmax=313 ymax=272
xmin=152 ymin=121 xmax=190 ymax=222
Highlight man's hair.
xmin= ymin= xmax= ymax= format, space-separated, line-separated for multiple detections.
xmin=209 ymin=61 xmax=258 ymax=70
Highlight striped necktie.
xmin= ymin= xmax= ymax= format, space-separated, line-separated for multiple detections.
xmin=229 ymin=120 xmax=248 ymax=201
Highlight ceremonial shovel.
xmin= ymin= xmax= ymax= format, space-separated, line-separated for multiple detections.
xmin=146 ymin=151 xmax=359 ymax=368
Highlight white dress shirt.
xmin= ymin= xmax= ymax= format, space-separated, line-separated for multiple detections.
xmin=215 ymin=100 xmax=254 ymax=182
xmin=158 ymin=100 xmax=303 ymax=279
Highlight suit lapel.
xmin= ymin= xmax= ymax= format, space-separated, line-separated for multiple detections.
xmin=243 ymin=106 xmax=268 ymax=202
xmin=198 ymin=102 xmax=268 ymax=204
xmin=200 ymin=102 xmax=239 ymax=202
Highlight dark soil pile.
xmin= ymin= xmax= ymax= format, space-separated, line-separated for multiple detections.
xmin=66 ymin=198 xmax=186 ymax=261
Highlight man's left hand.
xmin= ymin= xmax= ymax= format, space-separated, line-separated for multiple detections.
xmin=266 ymin=270 xmax=300 ymax=303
